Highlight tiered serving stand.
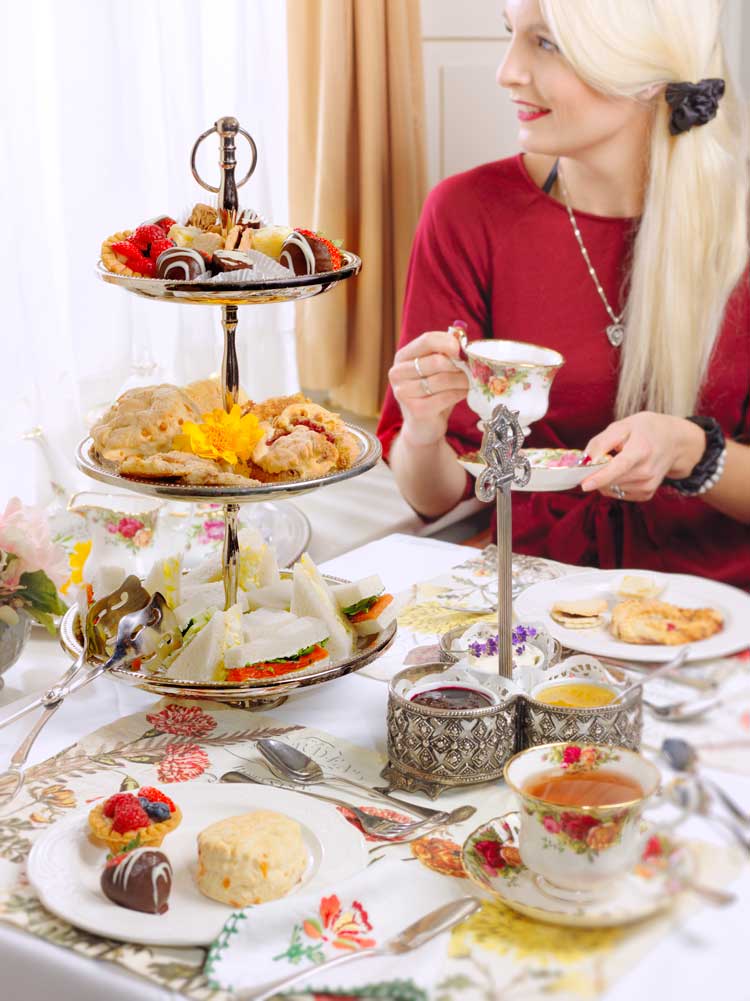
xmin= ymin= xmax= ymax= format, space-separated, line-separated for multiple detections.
xmin=64 ymin=116 xmax=396 ymax=708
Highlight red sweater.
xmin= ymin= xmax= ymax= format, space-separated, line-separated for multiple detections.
xmin=377 ymin=155 xmax=750 ymax=588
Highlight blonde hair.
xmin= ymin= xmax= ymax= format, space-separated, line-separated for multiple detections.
xmin=541 ymin=0 xmax=749 ymax=419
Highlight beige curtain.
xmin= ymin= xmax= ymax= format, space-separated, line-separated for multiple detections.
xmin=287 ymin=0 xmax=427 ymax=416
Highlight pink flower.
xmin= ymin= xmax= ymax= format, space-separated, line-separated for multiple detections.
xmin=156 ymin=743 xmax=210 ymax=783
xmin=542 ymin=815 xmax=561 ymax=834
xmin=0 ymin=497 xmax=67 ymax=587
xmin=560 ymin=811 xmax=599 ymax=842
xmin=106 ymin=523 xmax=118 ymax=534
xmin=474 ymin=839 xmax=505 ymax=871
xmin=202 ymin=520 xmax=225 ymax=541
xmin=146 ymin=704 xmax=217 ymax=737
xmin=562 ymin=745 xmax=582 ymax=765
xmin=117 ymin=517 xmax=144 ymax=539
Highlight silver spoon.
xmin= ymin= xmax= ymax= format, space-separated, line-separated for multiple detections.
xmin=235 ymin=897 xmax=481 ymax=1001
xmin=666 ymin=777 xmax=750 ymax=857
xmin=643 ymin=695 xmax=722 ymax=722
xmin=611 ymin=648 xmax=689 ymax=704
xmin=0 ymin=590 xmax=182 ymax=805
xmin=661 ymin=737 xmax=750 ymax=827
xmin=219 ymin=768 xmax=467 ymax=839
xmin=255 ymin=737 xmax=451 ymax=821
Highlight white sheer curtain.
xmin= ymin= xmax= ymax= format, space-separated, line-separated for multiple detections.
xmin=0 ymin=0 xmax=295 ymax=505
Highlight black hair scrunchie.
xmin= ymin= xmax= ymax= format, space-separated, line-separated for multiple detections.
xmin=665 ymin=78 xmax=725 ymax=136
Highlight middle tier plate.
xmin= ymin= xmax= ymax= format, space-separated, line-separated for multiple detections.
xmin=75 ymin=425 xmax=381 ymax=503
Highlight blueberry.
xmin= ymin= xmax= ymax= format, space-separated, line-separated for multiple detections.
xmin=138 ymin=797 xmax=150 ymax=809
xmin=144 ymin=801 xmax=170 ymax=822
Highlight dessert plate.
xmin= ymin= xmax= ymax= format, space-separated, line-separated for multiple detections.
xmin=513 ymin=569 xmax=750 ymax=663
xmin=28 ymin=783 xmax=367 ymax=947
xmin=458 ymin=448 xmax=609 ymax=492
xmin=462 ymin=812 xmax=689 ymax=928
xmin=75 ymin=424 xmax=381 ymax=504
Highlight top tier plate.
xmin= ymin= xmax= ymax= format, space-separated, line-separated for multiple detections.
xmin=96 ymin=251 xmax=362 ymax=306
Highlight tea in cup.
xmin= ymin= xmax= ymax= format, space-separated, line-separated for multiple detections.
xmin=451 ymin=329 xmax=564 ymax=429
xmin=504 ymin=742 xmax=661 ymax=899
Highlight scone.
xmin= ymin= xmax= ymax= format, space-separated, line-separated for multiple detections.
xmin=550 ymin=599 xmax=608 ymax=629
xmin=197 ymin=810 xmax=308 ymax=907
xmin=89 ymin=787 xmax=182 ymax=852
xmin=91 ymin=384 xmax=201 ymax=463
xmin=610 ymin=599 xmax=723 ymax=645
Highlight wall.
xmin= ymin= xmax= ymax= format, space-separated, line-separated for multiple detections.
xmin=421 ymin=0 xmax=749 ymax=186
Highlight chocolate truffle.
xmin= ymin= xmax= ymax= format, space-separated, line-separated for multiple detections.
xmin=237 ymin=208 xmax=263 ymax=228
xmin=156 ymin=247 xmax=206 ymax=280
xmin=212 ymin=250 xmax=254 ymax=274
xmin=101 ymin=847 xmax=173 ymax=914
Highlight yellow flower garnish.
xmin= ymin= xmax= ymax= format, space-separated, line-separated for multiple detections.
xmin=61 ymin=540 xmax=92 ymax=595
xmin=174 ymin=406 xmax=264 ymax=466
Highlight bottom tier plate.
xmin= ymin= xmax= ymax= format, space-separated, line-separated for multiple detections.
xmin=58 ymin=572 xmax=396 ymax=709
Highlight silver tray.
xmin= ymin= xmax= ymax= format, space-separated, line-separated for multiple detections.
xmin=58 ymin=572 xmax=396 ymax=710
xmin=75 ymin=425 xmax=381 ymax=504
xmin=96 ymin=251 xmax=361 ymax=306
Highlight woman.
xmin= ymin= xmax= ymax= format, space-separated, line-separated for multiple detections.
xmin=377 ymin=0 xmax=750 ymax=588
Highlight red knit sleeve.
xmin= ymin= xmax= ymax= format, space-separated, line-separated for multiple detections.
xmin=376 ymin=173 xmax=492 ymax=480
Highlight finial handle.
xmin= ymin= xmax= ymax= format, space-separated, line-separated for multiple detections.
xmin=190 ymin=116 xmax=258 ymax=212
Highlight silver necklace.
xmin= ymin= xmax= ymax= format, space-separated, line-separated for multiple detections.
xmin=557 ymin=164 xmax=626 ymax=348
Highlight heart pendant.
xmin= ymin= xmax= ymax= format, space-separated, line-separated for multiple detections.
xmin=606 ymin=323 xmax=625 ymax=348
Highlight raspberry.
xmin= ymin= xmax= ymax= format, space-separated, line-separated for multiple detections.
xmin=111 ymin=240 xmax=142 ymax=267
xmin=133 ymin=257 xmax=156 ymax=278
xmin=112 ymin=799 xmax=151 ymax=834
xmin=156 ymin=216 xmax=176 ymax=233
xmin=149 ymin=237 xmax=174 ymax=259
xmin=131 ymin=224 xmax=166 ymax=250
xmin=103 ymin=792 xmax=138 ymax=818
xmin=139 ymin=786 xmax=176 ymax=812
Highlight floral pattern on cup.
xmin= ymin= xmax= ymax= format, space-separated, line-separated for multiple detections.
xmin=464 ymin=820 xmax=525 ymax=888
xmin=523 ymin=802 xmax=629 ymax=859
xmin=540 ymin=744 xmax=620 ymax=773
xmin=101 ymin=513 xmax=157 ymax=552
xmin=469 ymin=359 xmax=550 ymax=401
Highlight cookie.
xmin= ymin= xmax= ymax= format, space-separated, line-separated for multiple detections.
xmin=550 ymin=598 xmax=607 ymax=629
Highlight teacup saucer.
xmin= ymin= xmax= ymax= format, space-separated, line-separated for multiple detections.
xmin=458 ymin=449 xmax=610 ymax=493
xmin=461 ymin=811 xmax=690 ymax=928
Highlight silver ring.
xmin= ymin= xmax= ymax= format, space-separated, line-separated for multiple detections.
xmin=612 ymin=485 xmax=626 ymax=500
xmin=420 ymin=377 xmax=433 ymax=397
xmin=414 ymin=357 xmax=426 ymax=379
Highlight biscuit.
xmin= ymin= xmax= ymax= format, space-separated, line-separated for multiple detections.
xmin=550 ymin=598 xmax=607 ymax=629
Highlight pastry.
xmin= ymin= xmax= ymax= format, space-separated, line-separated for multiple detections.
xmin=237 ymin=208 xmax=263 ymax=228
xmin=156 ymin=247 xmax=206 ymax=280
xmin=182 ymin=377 xmax=225 ymax=413
xmin=610 ymin=598 xmax=723 ymax=645
xmin=167 ymin=224 xmax=204 ymax=248
xmin=187 ymin=202 xmax=222 ymax=232
xmin=119 ymin=450 xmax=258 ymax=486
xmin=197 ymin=810 xmax=308 ymax=907
xmin=192 ymin=232 xmax=224 ymax=257
xmin=88 ymin=787 xmax=182 ymax=851
xmin=101 ymin=230 xmax=136 ymax=275
xmin=224 ymin=224 xmax=256 ymax=253
xmin=279 ymin=229 xmax=343 ymax=275
xmin=103 ymin=224 xmax=175 ymax=278
xmin=275 ymin=401 xmax=361 ymax=469
xmin=101 ymin=846 xmax=173 ymax=915
xmin=550 ymin=599 xmax=608 ymax=629
xmin=251 ymin=425 xmax=339 ymax=479
xmin=617 ymin=575 xmax=662 ymax=599
xmin=244 ymin=392 xmax=308 ymax=423
xmin=212 ymin=250 xmax=254 ymax=273
xmin=251 ymin=225 xmax=293 ymax=260
xmin=91 ymin=384 xmax=202 ymax=463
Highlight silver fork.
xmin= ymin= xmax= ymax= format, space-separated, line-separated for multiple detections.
xmin=220 ymin=768 xmax=453 ymax=839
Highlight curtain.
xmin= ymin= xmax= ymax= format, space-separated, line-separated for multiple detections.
xmin=0 ymin=0 xmax=292 ymax=505
xmin=287 ymin=0 xmax=427 ymax=417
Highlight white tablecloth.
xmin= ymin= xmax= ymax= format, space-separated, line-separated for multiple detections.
xmin=1 ymin=534 xmax=748 ymax=1001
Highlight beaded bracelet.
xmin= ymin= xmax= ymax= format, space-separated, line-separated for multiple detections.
xmin=663 ymin=416 xmax=727 ymax=497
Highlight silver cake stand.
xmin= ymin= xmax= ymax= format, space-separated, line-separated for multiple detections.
xmin=86 ymin=115 xmax=377 ymax=611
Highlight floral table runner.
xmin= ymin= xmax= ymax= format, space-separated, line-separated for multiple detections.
xmin=0 ymin=698 xmax=742 ymax=1001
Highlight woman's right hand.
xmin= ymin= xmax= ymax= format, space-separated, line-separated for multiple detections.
xmin=388 ymin=330 xmax=469 ymax=447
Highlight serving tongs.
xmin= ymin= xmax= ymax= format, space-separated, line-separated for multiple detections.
xmin=0 ymin=578 xmax=182 ymax=804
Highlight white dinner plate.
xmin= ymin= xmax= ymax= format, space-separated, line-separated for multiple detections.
xmin=458 ymin=449 xmax=609 ymax=492
xmin=513 ymin=568 xmax=750 ymax=663
xmin=27 ymin=784 xmax=366 ymax=946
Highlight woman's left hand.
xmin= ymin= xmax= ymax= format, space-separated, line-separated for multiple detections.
xmin=581 ymin=412 xmax=706 ymax=502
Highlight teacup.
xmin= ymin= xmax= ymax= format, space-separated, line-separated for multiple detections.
xmin=452 ymin=330 xmax=564 ymax=429
xmin=504 ymin=742 xmax=661 ymax=899
xmin=67 ymin=491 xmax=164 ymax=577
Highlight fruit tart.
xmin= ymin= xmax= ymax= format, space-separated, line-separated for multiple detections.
xmin=88 ymin=786 xmax=182 ymax=851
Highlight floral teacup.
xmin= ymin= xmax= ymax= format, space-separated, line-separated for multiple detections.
xmin=67 ymin=491 xmax=164 ymax=577
xmin=504 ymin=742 xmax=661 ymax=899
xmin=452 ymin=330 xmax=564 ymax=430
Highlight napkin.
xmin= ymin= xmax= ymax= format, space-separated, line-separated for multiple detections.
xmin=204 ymin=859 xmax=471 ymax=997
